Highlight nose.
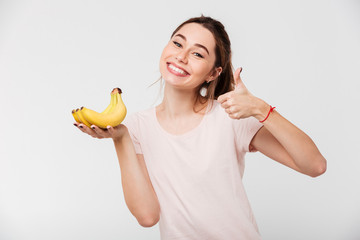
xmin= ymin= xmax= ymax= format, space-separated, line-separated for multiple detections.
xmin=176 ymin=50 xmax=188 ymax=64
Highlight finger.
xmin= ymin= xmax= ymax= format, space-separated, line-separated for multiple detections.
xmin=217 ymin=92 xmax=231 ymax=104
xmin=107 ymin=125 xmax=121 ymax=134
xmin=234 ymin=67 xmax=246 ymax=90
xmin=77 ymin=123 xmax=86 ymax=131
xmin=91 ymin=125 xmax=109 ymax=138
xmin=76 ymin=123 xmax=100 ymax=138
xmin=221 ymin=100 xmax=231 ymax=109
xmin=77 ymin=123 xmax=91 ymax=133
xmin=107 ymin=125 xmax=123 ymax=140
xmin=229 ymin=112 xmax=241 ymax=119
xmin=107 ymin=125 xmax=114 ymax=133
xmin=107 ymin=126 xmax=117 ymax=138
xmin=73 ymin=122 xmax=82 ymax=130
xmin=225 ymin=106 xmax=236 ymax=114
xmin=233 ymin=67 xmax=241 ymax=85
xmin=217 ymin=94 xmax=225 ymax=104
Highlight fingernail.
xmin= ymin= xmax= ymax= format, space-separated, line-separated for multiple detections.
xmin=239 ymin=67 xmax=243 ymax=73
xmin=91 ymin=126 xmax=95 ymax=130
xmin=79 ymin=125 xmax=83 ymax=128
xmin=74 ymin=123 xmax=78 ymax=127
xmin=107 ymin=126 xmax=111 ymax=130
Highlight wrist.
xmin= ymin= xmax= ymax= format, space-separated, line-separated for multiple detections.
xmin=113 ymin=127 xmax=129 ymax=144
xmin=253 ymin=98 xmax=270 ymax=121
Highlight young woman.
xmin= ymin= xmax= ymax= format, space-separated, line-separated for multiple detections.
xmin=74 ymin=16 xmax=327 ymax=240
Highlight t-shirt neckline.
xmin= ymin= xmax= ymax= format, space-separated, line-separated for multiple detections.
xmin=153 ymin=101 xmax=215 ymax=139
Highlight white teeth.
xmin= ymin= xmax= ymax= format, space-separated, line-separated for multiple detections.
xmin=169 ymin=64 xmax=187 ymax=75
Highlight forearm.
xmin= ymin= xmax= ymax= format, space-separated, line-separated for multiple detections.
xmin=253 ymin=99 xmax=327 ymax=175
xmin=113 ymin=132 xmax=160 ymax=226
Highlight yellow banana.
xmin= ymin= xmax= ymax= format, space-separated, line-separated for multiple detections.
xmin=72 ymin=93 xmax=116 ymax=124
xmin=101 ymin=92 xmax=117 ymax=114
xmin=80 ymin=88 xmax=127 ymax=129
xmin=76 ymin=108 xmax=92 ymax=128
xmin=74 ymin=109 xmax=81 ymax=123
xmin=72 ymin=109 xmax=80 ymax=122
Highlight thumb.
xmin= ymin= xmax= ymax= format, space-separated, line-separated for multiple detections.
xmin=234 ymin=67 xmax=246 ymax=90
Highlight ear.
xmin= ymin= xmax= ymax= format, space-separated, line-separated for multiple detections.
xmin=205 ymin=67 xmax=223 ymax=83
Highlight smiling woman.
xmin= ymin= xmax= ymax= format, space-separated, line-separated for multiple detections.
xmin=74 ymin=15 xmax=326 ymax=240
xmin=161 ymin=17 xmax=234 ymax=109
xmin=160 ymin=22 xmax=221 ymax=96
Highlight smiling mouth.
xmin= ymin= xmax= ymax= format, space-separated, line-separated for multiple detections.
xmin=166 ymin=62 xmax=190 ymax=76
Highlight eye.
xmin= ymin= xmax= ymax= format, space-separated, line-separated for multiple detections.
xmin=194 ymin=52 xmax=204 ymax=58
xmin=173 ymin=41 xmax=182 ymax=47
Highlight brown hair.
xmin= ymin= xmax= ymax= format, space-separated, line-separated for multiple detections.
xmin=171 ymin=15 xmax=235 ymax=107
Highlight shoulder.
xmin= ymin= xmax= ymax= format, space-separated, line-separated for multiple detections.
xmin=123 ymin=107 xmax=155 ymax=128
xmin=125 ymin=107 xmax=154 ymax=120
xmin=207 ymin=100 xmax=239 ymax=126
xmin=207 ymin=100 xmax=229 ymax=119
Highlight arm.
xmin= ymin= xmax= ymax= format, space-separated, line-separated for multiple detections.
xmin=218 ymin=67 xmax=327 ymax=177
xmin=250 ymin=105 xmax=326 ymax=177
xmin=113 ymin=130 xmax=160 ymax=227
xmin=74 ymin=123 xmax=160 ymax=227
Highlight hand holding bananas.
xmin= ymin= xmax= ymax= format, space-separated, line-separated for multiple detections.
xmin=72 ymin=88 xmax=127 ymax=131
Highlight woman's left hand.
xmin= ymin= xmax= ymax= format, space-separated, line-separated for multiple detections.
xmin=217 ymin=67 xmax=268 ymax=120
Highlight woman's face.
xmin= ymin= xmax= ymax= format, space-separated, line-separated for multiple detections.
xmin=159 ymin=23 xmax=219 ymax=90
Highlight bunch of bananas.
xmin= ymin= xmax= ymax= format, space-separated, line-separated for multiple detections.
xmin=71 ymin=88 xmax=127 ymax=129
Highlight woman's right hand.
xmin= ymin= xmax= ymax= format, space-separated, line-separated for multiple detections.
xmin=74 ymin=122 xmax=128 ymax=141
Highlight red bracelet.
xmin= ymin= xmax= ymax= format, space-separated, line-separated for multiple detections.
xmin=259 ymin=105 xmax=276 ymax=123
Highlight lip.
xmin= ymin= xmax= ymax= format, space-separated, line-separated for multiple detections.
xmin=166 ymin=62 xmax=190 ymax=77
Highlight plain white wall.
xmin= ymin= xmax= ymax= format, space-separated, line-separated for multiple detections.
xmin=0 ymin=0 xmax=359 ymax=239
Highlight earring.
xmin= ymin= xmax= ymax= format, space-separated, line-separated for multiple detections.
xmin=200 ymin=86 xmax=207 ymax=97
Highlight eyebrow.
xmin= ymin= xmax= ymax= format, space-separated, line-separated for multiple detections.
xmin=174 ymin=33 xmax=210 ymax=55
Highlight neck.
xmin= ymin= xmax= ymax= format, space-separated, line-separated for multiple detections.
xmin=158 ymin=83 xmax=207 ymax=118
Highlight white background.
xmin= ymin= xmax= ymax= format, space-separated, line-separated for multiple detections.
xmin=1 ymin=0 xmax=359 ymax=239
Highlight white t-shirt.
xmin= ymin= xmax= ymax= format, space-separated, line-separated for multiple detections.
xmin=123 ymin=100 xmax=263 ymax=240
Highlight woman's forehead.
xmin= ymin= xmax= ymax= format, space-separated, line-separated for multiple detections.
xmin=174 ymin=23 xmax=216 ymax=51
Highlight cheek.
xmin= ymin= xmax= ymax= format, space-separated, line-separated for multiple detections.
xmin=159 ymin=47 xmax=169 ymax=69
xmin=193 ymin=61 xmax=212 ymax=76
xmin=160 ymin=44 xmax=173 ymax=58
xmin=159 ymin=49 xmax=166 ymax=63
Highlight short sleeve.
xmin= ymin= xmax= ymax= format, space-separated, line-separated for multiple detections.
xmin=234 ymin=117 xmax=263 ymax=153
xmin=122 ymin=113 xmax=143 ymax=154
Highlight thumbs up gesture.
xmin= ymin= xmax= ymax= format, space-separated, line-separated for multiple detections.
xmin=217 ymin=67 xmax=267 ymax=120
